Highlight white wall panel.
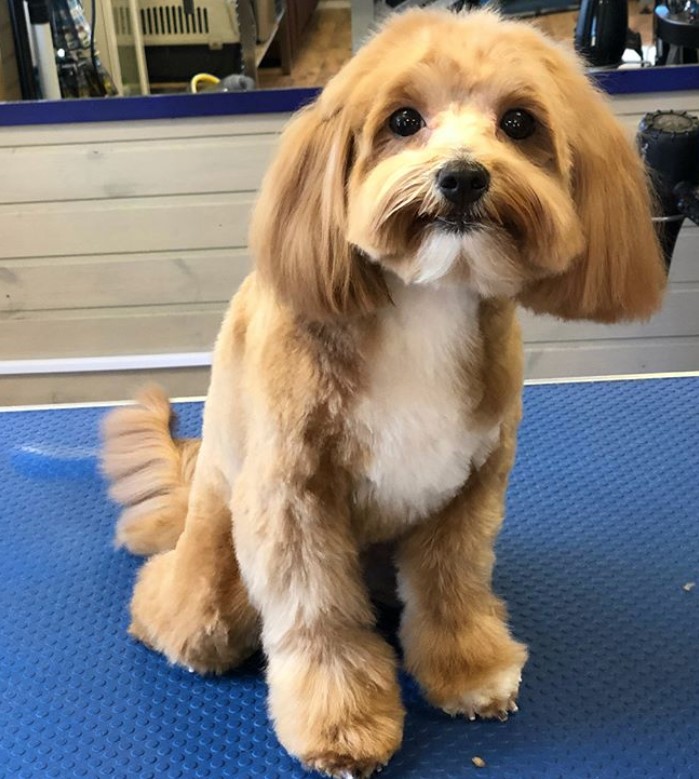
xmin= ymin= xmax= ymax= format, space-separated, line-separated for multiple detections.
xmin=0 ymin=194 xmax=254 ymax=259
xmin=0 ymin=136 xmax=276 ymax=204
xmin=0 ymin=249 xmax=250 ymax=312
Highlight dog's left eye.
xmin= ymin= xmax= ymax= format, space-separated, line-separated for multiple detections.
xmin=500 ymin=109 xmax=537 ymax=140
xmin=388 ymin=108 xmax=425 ymax=137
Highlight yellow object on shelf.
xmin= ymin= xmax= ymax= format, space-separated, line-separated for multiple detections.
xmin=190 ymin=73 xmax=220 ymax=93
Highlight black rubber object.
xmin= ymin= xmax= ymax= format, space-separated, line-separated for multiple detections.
xmin=575 ymin=0 xmax=628 ymax=67
xmin=637 ymin=110 xmax=699 ymax=267
xmin=638 ymin=110 xmax=699 ymax=208
xmin=675 ymin=181 xmax=699 ymax=225
xmin=25 ymin=0 xmax=50 ymax=25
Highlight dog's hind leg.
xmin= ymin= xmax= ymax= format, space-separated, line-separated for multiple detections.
xmin=128 ymin=467 xmax=261 ymax=674
xmin=101 ymin=385 xmax=200 ymax=555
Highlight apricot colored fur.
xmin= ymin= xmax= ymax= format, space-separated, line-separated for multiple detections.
xmin=101 ymin=10 xmax=664 ymax=778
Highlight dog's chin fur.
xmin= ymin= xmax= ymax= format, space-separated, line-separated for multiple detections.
xmin=101 ymin=8 xmax=666 ymax=779
xmin=381 ymin=225 xmax=527 ymax=298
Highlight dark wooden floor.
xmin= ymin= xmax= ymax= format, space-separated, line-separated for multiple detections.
xmin=258 ymin=3 xmax=654 ymax=89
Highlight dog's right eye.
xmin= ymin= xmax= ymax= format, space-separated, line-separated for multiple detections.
xmin=388 ymin=108 xmax=425 ymax=137
xmin=500 ymin=108 xmax=537 ymax=141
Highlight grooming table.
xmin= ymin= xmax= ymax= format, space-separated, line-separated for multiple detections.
xmin=1 ymin=377 xmax=697 ymax=779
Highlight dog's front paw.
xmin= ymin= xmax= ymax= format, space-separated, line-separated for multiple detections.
xmin=440 ymin=662 xmax=523 ymax=721
xmin=297 ymin=704 xmax=402 ymax=779
xmin=286 ymin=690 xmax=403 ymax=779
xmin=268 ymin=634 xmax=404 ymax=778
xmin=402 ymin=613 xmax=528 ymax=722
xmin=304 ymin=750 xmax=391 ymax=779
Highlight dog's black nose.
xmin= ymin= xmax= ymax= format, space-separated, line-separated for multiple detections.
xmin=436 ymin=163 xmax=490 ymax=207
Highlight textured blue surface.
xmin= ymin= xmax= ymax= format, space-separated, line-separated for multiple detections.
xmin=0 ymin=378 xmax=697 ymax=779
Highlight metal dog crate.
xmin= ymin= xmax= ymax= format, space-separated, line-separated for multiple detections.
xmin=111 ymin=0 xmax=282 ymax=84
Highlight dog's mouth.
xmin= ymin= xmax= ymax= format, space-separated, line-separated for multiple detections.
xmin=371 ymin=204 xmax=491 ymax=259
xmin=432 ymin=215 xmax=481 ymax=235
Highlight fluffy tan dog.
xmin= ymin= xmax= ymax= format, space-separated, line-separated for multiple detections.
xmin=102 ymin=9 xmax=665 ymax=778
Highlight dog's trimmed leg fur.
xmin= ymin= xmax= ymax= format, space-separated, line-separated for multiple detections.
xmin=227 ymin=318 xmax=405 ymax=778
xmin=128 ymin=469 xmax=260 ymax=674
xmin=233 ymin=473 xmax=404 ymax=777
xmin=397 ymin=412 xmax=528 ymax=720
xmin=102 ymin=390 xmax=259 ymax=674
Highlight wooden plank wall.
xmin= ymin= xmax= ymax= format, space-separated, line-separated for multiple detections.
xmin=1 ymin=92 xmax=698 ymax=405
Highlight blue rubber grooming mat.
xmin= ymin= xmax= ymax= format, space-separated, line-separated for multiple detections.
xmin=1 ymin=377 xmax=697 ymax=779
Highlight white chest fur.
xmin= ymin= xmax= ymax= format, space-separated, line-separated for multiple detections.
xmin=353 ymin=281 xmax=500 ymax=531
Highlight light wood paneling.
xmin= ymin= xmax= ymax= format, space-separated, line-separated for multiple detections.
xmin=0 ymin=136 xmax=277 ymax=204
xmin=1 ymin=85 xmax=698 ymax=404
xmin=0 ymin=367 xmax=210 ymax=406
xmin=1 ymin=249 xmax=251 ymax=312
xmin=670 ymin=228 xmax=699 ymax=283
xmin=615 ymin=93 xmax=699 ymax=141
xmin=0 ymin=304 xmax=224 ymax=360
xmin=613 ymin=91 xmax=699 ymax=117
xmin=0 ymin=193 xmax=254 ymax=259
xmin=4 ymin=263 xmax=695 ymax=346
xmin=3 ymin=340 xmax=697 ymax=408
xmin=0 ymin=114 xmax=291 ymax=148
xmin=525 ymin=337 xmax=699 ymax=378
xmin=521 ymin=284 xmax=699 ymax=343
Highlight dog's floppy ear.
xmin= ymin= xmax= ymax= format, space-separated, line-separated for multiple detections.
xmin=250 ymin=99 xmax=389 ymax=321
xmin=519 ymin=66 xmax=666 ymax=323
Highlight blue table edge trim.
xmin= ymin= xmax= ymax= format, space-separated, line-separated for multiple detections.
xmin=0 ymin=67 xmax=697 ymax=127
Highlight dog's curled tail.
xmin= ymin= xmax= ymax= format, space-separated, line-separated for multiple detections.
xmin=100 ymin=385 xmax=200 ymax=556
